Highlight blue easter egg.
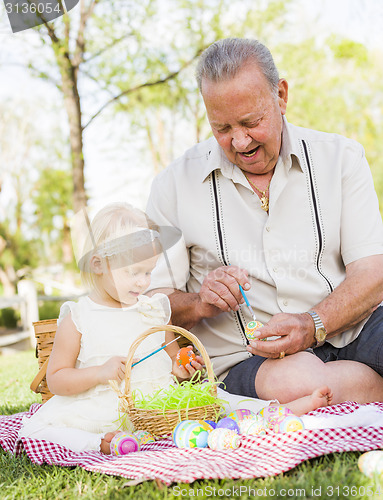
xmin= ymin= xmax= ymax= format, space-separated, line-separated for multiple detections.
xmin=173 ymin=420 xmax=209 ymax=448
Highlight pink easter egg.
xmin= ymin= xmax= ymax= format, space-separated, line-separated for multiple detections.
xmin=110 ymin=432 xmax=140 ymax=456
xmin=258 ymin=405 xmax=293 ymax=429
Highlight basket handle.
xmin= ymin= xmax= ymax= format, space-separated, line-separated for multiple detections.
xmin=123 ymin=324 xmax=216 ymax=406
xmin=30 ymin=358 xmax=49 ymax=393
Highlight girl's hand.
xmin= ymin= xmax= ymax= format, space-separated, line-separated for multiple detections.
xmin=98 ymin=356 xmax=127 ymax=384
xmin=172 ymin=354 xmax=205 ymax=381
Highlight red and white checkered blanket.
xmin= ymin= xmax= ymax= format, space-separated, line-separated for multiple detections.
xmin=1 ymin=402 xmax=383 ymax=485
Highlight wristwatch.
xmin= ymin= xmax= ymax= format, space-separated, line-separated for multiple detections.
xmin=305 ymin=310 xmax=327 ymax=348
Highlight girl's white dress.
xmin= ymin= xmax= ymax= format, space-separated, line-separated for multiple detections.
xmin=19 ymin=293 xmax=173 ymax=452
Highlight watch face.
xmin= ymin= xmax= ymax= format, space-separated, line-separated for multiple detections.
xmin=316 ymin=327 xmax=327 ymax=342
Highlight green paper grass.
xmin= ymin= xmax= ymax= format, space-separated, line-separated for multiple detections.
xmin=130 ymin=372 xmax=226 ymax=421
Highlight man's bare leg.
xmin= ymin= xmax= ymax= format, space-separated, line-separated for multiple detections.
xmin=255 ymin=352 xmax=383 ymax=404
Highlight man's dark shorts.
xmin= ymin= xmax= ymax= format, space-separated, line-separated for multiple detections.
xmin=222 ymin=306 xmax=383 ymax=398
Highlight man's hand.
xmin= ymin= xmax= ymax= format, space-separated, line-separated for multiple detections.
xmin=196 ymin=265 xmax=250 ymax=318
xmin=246 ymin=312 xmax=315 ymax=358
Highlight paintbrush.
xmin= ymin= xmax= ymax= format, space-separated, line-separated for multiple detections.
xmin=239 ymin=284 xmax=257 ymax=321
xmin=131 ymin=336 xmax=181 ymax=367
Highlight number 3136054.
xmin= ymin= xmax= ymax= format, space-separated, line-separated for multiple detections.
xmin=5 ymin=3 xmax=61 ymax=14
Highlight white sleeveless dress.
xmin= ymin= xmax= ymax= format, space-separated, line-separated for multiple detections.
xmin=19 ymin=293 xmax=173 ymax=451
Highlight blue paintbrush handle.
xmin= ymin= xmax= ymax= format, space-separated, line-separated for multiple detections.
xmin=131 ymin=336 xmax=180 ymax=367
xmin=239 ymin=284 xmax=256 ymax=321
xmin=239 ymin=284 xmax=250 ymax=307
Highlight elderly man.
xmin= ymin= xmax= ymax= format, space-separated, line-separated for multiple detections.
xmin=146 ymin=38 xmax=383 ymax=404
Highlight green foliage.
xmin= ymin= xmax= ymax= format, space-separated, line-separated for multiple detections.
xmin=33 ymin=168 xmax=73 ymax=230
xmin=0 ymin=308 xmax=20 ymax=329
xmin=329 ymin=36 xmax=369 ymax=65
xmin=38 ymin=301 xmax=63 ymax=321
xmin=278 ymin=36 xmax=383 ymax=213
xmin=0 ymin=223 xmax=41 ymax=290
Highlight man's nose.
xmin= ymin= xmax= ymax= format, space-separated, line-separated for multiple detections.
xmin=232 ymin=129 xmax=252 ymax=150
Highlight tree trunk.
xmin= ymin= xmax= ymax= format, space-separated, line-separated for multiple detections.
xmin=57 ymin=54 xmax=87 ymax=213
xmin=62 ymin=221 xmax=73 ymax=264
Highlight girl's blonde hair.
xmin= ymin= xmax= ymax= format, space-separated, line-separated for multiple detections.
xmin=79 ymin=202 xmax=159 ymax=290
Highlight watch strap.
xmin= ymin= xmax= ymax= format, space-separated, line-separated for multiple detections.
xmin=306 ymin=310 xmax=327 ymax=347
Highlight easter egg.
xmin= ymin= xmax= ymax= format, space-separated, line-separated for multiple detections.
xmin=208 ymin=428 xmax=241 ymax=451
xmin=176 ymin=347 xmax=196 ymax=367
xmin=134 ymin=430 xmax=155 ymax=446
xmin=258 ymin=405 xmax=293 ymax=429
xmin=273 ymin=414 xmax=305 ymax=433
xmin=172 ymin=420 xmax=194 ymax=443
xmin=216 ymin=417 xmax=240 ymax=434
xmin=173 ymin=420 xmax=209 ymax=448
xmin=197 ymin=420 xmax=215 ymax=431
xmin=245 ymin=321 xmax=264 ymax=340
xmin=358 ymin=451 xmax=383 ymax=478
xmin=227 ymin=409 xmax=256 ymax=423
xmin=238 ymin=415 xmax=267 ymax=436
xmin=110 ymin=432 xmax=140 ymax=456
xmin=204 ymin=419 xmax=217 ymax=429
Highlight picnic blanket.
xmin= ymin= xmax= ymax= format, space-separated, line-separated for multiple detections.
xmin=1 ymin=402 xmax=383 ymax=485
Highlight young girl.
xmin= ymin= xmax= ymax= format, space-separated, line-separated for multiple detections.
xmin=19 ymin=202 xmax=204 ymax=454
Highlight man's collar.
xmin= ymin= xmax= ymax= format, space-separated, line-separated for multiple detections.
xmin=198 ymin=116 xmax=303 ymax=183
xmin=198 ymin=137 xmax=234 ymax=182
xmin=280 ymin=116 xmax=304 ymax=171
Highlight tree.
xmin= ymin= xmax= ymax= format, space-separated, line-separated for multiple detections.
xmin=0 ymin=98 xmax=70 ymax=293
xmin=21 ymin=0 xmax=205 ymax=212
xmin=278 ymin=36 xmax=383 ymax=212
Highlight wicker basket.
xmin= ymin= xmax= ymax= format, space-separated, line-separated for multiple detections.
xmin=119 ymin=324 xmax=222 ymax=438
xmin=30 ymin=319 xmax=57 ymax=403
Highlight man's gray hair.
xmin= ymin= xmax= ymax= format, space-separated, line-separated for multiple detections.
xmin=196 ymin=38 xmax=279 ymax=94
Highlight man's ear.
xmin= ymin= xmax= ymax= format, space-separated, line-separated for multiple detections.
xmin=90 ymin=255 xmax=103 ymax=274
xmin=277 ymin=78 xmax=288 ymax=115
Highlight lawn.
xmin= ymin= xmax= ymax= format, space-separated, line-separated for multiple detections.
xmin=0 ymin=350 xmax=382 ymax=499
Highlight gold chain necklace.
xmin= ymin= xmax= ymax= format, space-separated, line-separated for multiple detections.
xmin=243 ymin=172 xmax=272 ymax=212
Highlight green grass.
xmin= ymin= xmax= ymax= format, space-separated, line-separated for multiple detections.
xmin=0 ymin=351 xmax=382 ymax=499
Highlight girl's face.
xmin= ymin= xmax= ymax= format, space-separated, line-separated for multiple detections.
xmin=97 ymin=254 xmax=158 ymax=307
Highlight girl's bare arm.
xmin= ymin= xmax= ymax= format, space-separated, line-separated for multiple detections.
xmin=46 ymin=314 xmax=126 ymax=396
